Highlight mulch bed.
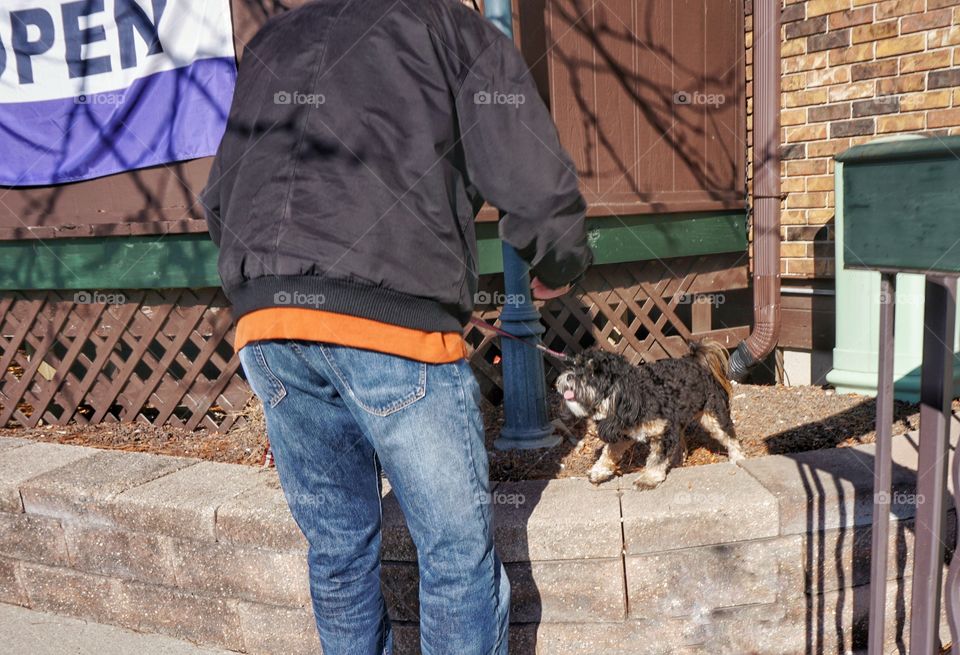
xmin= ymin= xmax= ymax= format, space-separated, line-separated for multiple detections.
xmin=0 ymin=383 xmax=931 ymax=481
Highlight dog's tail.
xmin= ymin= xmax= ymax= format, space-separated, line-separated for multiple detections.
xmin=689 ymin=340 xmax=732 ymax=397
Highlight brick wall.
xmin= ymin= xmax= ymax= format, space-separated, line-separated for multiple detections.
xmin=774 ymin=0 xmax=960 ymax=278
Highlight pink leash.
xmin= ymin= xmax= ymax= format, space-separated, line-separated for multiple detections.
xmin=469 ymin=316 xmax=570 ymax=362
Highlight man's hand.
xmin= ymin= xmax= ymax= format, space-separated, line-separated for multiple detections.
xmin=530 ymin=277 xmax=571 ymax=300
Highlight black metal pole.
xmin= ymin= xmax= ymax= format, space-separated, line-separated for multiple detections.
xmin=910 ymin=275 xmax=957 ymax=654
xmin=868 ymin=273 xmax=896 ymax=654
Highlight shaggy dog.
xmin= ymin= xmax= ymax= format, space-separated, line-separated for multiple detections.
xmin=555 ymin=341 xmax=742 ymax=489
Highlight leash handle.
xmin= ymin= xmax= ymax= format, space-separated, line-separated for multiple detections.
xmin=469 ymin=316 xmax=569 ymax=362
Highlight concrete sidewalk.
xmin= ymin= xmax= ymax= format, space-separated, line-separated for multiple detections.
xmin=0 ymin=602 xmax=235 ymax=655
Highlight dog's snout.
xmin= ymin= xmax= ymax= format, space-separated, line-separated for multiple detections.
xmin=555 ymin=371 xmax=579 ymax=403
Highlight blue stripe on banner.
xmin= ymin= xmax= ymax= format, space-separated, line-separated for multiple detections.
xmin=0 ymin=56 xmax=236 ymax=187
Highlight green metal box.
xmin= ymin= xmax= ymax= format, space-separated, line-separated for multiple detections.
xmin=837 ymin=136 xmax=960 ymax=274
xmin=828 ymin=136 xmax=960 ymax=400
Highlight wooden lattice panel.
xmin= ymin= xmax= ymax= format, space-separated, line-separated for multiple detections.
xmin=540 ymin=254 xmax=751 ymax=366
xmin=0 ymin=289 xmax=250 ymax=431
xmin=478 ymin=255 xmax=750 ymax=387
xmin=0 ymin=254 xmax=748 ymax=431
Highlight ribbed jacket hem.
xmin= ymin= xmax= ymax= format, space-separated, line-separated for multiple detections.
xmin=227 ymin=276 xmax=465 ymax=332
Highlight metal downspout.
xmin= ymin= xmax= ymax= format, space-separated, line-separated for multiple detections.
xmin=728 ymin=0 xmax=783 ymax=382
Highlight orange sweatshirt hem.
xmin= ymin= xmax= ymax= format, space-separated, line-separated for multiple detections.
xmin=234 ymin=308 xmax=467 ymax=364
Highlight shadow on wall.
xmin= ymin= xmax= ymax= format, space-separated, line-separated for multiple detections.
xmin=380 ymin=406 xmax=955 ymax=653
xmin=790 ymin=441 xmax=954 ymax=653
xmin=518 ymin=0 xmax=744 ymax=211
xmin=379 ymin=481 xmax=554 ymax=653
xmin=793 ymin=216 xmax=836 ymax=386
xmin=764 ymin=409 xmax=956 ymax=655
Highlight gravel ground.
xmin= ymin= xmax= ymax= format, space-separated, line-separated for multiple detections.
xmin=0 ymin=383 xmax=930 ymax=481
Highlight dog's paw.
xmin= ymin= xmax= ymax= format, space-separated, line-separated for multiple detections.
xmin=727 ymin=447 xmax=746 ymax=463
xmin=588 ymin=466 xmax=617 ymax=485
xmin=632 ymin=472 xmax=666 ymax=490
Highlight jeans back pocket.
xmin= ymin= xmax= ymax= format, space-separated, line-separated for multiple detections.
xmin=318 ymin=345 xmax=427 ymax=417
xmin=238 ymin=344 xmax=288 ymax=408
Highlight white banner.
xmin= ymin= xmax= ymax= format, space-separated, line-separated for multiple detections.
xmin=0 ymin=0 xmax=235 ymax=103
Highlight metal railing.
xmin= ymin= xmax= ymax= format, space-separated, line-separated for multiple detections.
xmin=869 ymin=273 xmax=957 ymax=653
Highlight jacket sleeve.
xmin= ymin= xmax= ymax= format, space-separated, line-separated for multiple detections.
xmin=455 ymin=34 xmax=592 ymax=289
xmin=200 ymin=153 xmax=223 ymax=248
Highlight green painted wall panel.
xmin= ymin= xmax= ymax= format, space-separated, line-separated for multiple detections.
xmin=0 ymin=211 xmax=746 ymax=290
xmin=0 ymin=234 xmax=221 ymax=291
xmin=581 ymin=212 xmax=748 ymax=265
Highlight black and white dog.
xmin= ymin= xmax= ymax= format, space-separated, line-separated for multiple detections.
xmin=555 ymin=341 xmax=742 ymax=489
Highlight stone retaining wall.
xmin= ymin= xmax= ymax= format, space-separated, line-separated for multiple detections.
xmin=0 ymin=431 xmax=952 ymax=654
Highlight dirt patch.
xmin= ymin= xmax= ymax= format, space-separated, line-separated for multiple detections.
xmin=0 ymin=383 xmax=928 ymax=481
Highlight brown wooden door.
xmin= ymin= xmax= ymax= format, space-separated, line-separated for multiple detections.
xmin=520 ymin=0 xmax=746 ymax=217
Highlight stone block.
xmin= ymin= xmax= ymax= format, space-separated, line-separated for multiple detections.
xmin=216 ymin=471 xmax=305 ymax=551
xmin=0 ymin=437 xmax=30 ymax=453
xmin=391 ymin=607 xmax=807 ymax=655
xmin=855 ymin=429 xmax=957 ymax=498
xmin=168 ymin=538 xmax=310 ymax=606
xmin=523 ymin=618 xmax=694 ymax=655
xmin=236 ymin=600 xmax=319 ymax=655
xmin=508 ymin=558 xmax=625 ymax=623
xmin=625 ymin=537 xmax=795 ymax=620
xmin=493 ymin=478 xmax=622 ymax=562
xmin=19 ymin=561 xmax=119 ymax=625
xmin=621 ymin=462 xmax=779 ymax=554
xmin=696 ymin=609 xmax=808 ymax=655
xmin=432 ymin=622 xmax=670 ymax=655
xmin=803 ymin=511 xmax=956 ymax=594
xmin=20 ymin=450 xmax=191 ymax=523
xmin=391 ymin=622 xmax=421 ymax=654
xmin=0 ymin=442 xmax=96 ymax=513
xmin=0 ymin=557 xmax=26 ymax=606
xmin=63 ymin=524 xmax=178 ymax=586
xmin=738 ymin=444 xmax=918 ymax=535
xmin=784 ymin=575 xmax=951 ymax=654
xmin=0 ymin=511 xmax=69 ymax=566
xmin=111 ymin=579 xmax=245 ymax=651
xmin=106 ymin=460 xmax=262 ymax=541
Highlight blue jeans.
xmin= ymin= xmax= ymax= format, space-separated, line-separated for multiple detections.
xmin=238 ymin=341 xmax=510 ymax=655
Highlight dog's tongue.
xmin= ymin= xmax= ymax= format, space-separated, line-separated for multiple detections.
xmin=563 ymin=390 xmax=576 ymax=401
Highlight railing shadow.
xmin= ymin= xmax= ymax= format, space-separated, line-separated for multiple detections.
xmin=763 ymin=406 xmax=958 ymax=654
